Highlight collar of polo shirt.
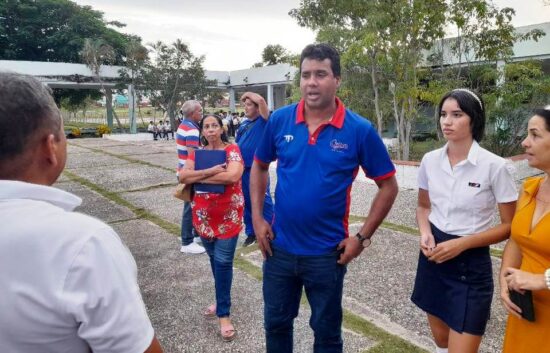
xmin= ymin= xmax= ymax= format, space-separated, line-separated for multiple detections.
xmin=295 ymin=97 xmax=345 ymax=129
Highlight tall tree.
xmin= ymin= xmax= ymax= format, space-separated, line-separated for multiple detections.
xmin=0 ymin=0 xmax=134 ymax=63
xmin=80 ymin=38 xmax=125 ymax=131
xmin=292 ymin=0 xmax=446 ymax=160
xmin=262 ymin=44 xmax=292 ymax=65
xmin=127 ymin=40 xmax=213 ymax=129
xmin=291 ymin=0 xmax=546 ymax=160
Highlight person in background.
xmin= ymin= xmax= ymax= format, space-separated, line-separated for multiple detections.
xmin=178 ymin=113 xmax=244 ymax=342
xmin=164 ymin=120 xmax=174 ymax=140
xmin=176 ymin=100 xmax=205 ymax=254
xmin=251 ymin=43 xmax=398 ymax=353
xmin=0 ymin=72 xmax=163 ymax=353
xmin=236 ymin=92 xmax=273 ymax=247
xmin=156 ymin=120 xmax=164 ymax=141
xmin=411 ymin=89 xmax=517 ymax=353
xmin=148 ymin=120 xmax=157 ymax=140
xmin=500 ymin=106 xmax=550 ymax=353
xmin=232 ymin=112 xmax=241 ymax=133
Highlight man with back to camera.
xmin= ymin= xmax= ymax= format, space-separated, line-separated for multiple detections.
xmin=0 ymin=72 xmax=163 ymax=353
xmin=250 ymin=43 xmax=398 ymax=353
xmin=236 ymin=91 xmax=274 ymax=247
xmin=176 ymin=100 xmax=205 ymax=254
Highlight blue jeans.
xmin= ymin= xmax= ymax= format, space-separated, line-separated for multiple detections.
xmin=242 ymin=168 xmax=273 ymax=237
xmin=180 ymin=201 xmax=196 ymax=246
xmin=263 ymin=247 xmax=347 ymax=353
xmin=202 ymin=236 xmax=238 ymax=317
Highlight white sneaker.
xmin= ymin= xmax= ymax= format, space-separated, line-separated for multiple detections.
xmin=180 ymin=242 xmax=205 ymax=254
xmin=193 ymin=237 xmax=203 ymax=245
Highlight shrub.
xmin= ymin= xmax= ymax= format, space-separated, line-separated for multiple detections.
xmin=96 ymin=124 xmax=112 ymax=137
xmin=69 ymin=127 xmax=81 ymax=138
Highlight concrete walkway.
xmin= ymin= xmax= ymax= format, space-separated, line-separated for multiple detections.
xmin=56 ymin=137 xmax=511 ymax=353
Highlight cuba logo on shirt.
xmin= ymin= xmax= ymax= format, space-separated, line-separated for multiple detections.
xmin=330 ymin=139 xmax=349 ymax=153
xmin=284 ymin=134 xmax=294 ymax=143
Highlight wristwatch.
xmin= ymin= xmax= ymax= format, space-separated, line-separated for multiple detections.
xmin=355 ymin=232 xmax=372 ymax=248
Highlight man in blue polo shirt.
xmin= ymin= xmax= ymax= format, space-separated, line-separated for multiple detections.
xmin=236 ymin=92 xmax=274 ymax=247
xmin=250 ymin=43 xmax=398 ymax=353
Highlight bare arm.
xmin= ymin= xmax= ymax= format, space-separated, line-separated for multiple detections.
xmin=337 ymin=175 xmax=398 ymax=265
xmin=177 ymin=159 xmax=226 ymax=184
xmin=144 ymin=336 xmax=163 ymax=353
xmin=250 ymin=159 xmax=274 ymax=258
xmin=460 ymin=201 xmax=516 ymax=247
xmin=429 ymin=201 xmax=516 ymax=263
xmin=200 ymin=160 xmax=244 ymax=185
xmin=241 ymin=92 xmax=269 ymax=120
xmin=501 ymin=206 xmax=548 ymax=302
xmin=358 ymin=175 xmax=399 ymax=238
xmin=416 ymin=188 xmax=436 ymax=256
xmin=499 ymin=238 xmax=524 ymax=317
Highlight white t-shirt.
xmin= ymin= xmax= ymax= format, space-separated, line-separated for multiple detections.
xmin=418 ymin=141 xmax=518 ymax=236
xmin=0 ymin=181 xmax=154 ymax=353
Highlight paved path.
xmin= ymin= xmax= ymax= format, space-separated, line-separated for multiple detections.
xmin=55 ymin=137 xmax=511 ymax=352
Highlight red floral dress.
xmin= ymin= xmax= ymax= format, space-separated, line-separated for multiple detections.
xmin=190 ymin=144 xmax=244 ymax=239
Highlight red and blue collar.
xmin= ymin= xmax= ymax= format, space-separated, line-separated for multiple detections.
xmin=295 ymin=97 xmax=345 ymax=129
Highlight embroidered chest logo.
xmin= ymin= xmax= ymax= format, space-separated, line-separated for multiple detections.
xmin=284 ymin=134 xmax=294 ymax=143
xmin=330 ymin=139 xmax=349 ymax=153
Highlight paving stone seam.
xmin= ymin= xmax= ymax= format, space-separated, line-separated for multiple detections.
xmin=68 ymin=142 xmax=175 ymax=173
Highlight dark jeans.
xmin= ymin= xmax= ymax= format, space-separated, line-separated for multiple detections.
xmin=242 ymin=168 xmax=273 ymax=237
xmin=263 ymin=247 xmax=347 ymax=353
xmin=180 ymin=201 xmax=196 ymax=246
xmin=202 ymin=236 xmax=238 ymax=317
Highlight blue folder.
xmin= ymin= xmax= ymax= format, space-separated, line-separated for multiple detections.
xmin=194 ymin=149 xmax=226 ymax=194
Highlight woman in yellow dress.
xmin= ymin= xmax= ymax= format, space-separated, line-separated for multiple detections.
xmin=501 ymin=106 xmax=550 ymax=352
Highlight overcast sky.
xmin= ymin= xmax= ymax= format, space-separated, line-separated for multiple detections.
xmin=73 ymin=0 xmax=550 ymax=71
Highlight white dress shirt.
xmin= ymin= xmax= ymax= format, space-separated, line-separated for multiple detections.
xmin=418 ymin=141 xmax=518 ymax=236
xmin=0 ymin=181 xmax=154 ymax=353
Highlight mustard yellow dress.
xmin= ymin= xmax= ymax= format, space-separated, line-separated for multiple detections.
xmin=503 ymin=177 xmax=550 ymax=352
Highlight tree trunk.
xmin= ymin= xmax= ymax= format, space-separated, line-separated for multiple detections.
xmin=391 ymin=89 xmax=402 ymax=160
xmin=371 ymin=63 xmax=383 ymax=135
xmin=404 ymin=119 xmax=412 ymax=161
xmin=399 ymin=105 xmax=406 ymax=160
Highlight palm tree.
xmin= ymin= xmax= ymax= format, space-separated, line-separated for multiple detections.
xmin=80 ymin=38 xmax=124 ymax=131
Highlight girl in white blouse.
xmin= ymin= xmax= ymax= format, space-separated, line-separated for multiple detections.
xmin=411 ymin=89 xmax=518 ymax=353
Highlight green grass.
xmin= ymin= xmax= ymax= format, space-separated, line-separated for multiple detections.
xmin=65 ymin=122 xmax=103 ymax=129
xmin=344 ymin=311 xmax=428 ymax=353
xmin=407 ymin=138 xmax=445 ymax=161
xmin=490 ymin=248 xmax=503 ymax=258
xmin=381 ymin=221 xmax=420 ymax=236
xmin=349 ymin=215 xmax=420 ymax=236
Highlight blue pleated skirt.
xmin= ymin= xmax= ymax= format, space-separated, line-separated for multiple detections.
xmin=411 ymin=223 xmax=493 ymax=335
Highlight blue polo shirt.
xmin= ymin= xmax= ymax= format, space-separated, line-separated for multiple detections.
xmin=236 ymin=116 xmax=267 ymax=168
xmin=254 ymin=98 xmax=395 ymax=255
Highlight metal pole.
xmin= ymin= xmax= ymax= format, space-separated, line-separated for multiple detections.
xmin=128 ymin=84 xmax=137 ymax=134
xmin=105 ymin=88 xmax=113 ymax=129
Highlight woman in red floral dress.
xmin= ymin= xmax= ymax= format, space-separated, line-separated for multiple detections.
xmin=178 ymin=114 xmax=244 ymax=342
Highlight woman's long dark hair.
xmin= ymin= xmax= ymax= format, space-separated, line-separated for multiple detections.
xmin=199 ymin=114 xmax=229 ymax=146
